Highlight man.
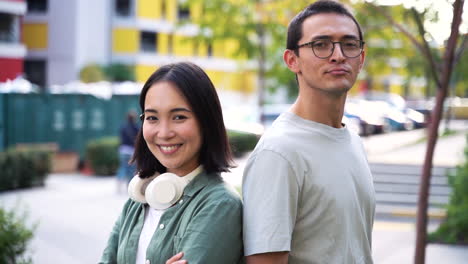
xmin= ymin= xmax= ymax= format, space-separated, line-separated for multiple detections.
xmin=242 ymin=1 xmax=375 ymax=263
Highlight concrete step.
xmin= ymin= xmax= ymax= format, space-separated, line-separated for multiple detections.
xmin=369 ymin=163 xmax=455 ymax=177
xmin=376 ymin=192 xmax=449 ymax=206
xmin=374 ymin=183 xmax=452 ymax=196
xmin=373 ymin=174 xmax=449 ymax=185
xmin=375 ymin=204 xmax=446 ymax=220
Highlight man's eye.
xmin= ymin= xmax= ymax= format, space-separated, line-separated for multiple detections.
xmin=344 ymin=41 xmax=359 ymax=48
xmin=313 ymin=41 xmax=329 ymax=48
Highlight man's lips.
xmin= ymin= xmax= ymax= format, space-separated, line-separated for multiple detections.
xmin=325 ymin=68 xmax=350 ymax=75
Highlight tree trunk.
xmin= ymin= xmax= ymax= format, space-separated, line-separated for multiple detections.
xmin=414 ymin=1 xmax=464 ymax=263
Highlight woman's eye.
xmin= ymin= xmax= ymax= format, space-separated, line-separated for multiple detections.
xmin=173 ymin=115 xmax=187 ymax=121
xmin=145 ymin=116 xmax=158 ymax=121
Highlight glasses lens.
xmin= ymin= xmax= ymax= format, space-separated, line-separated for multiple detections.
xmin=312 ymin=40 xmax=333 ymax=58
xmin=311 ymin=39 xmax=362 ymax=58
xmin=341 ymin=39 xmax=362 ymax=58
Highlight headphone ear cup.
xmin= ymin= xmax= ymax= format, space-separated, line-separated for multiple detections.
xmin=128 ymin=174 xmax=156 ymax=203
xmin=145 ymin=173 xmax=188 ymax=210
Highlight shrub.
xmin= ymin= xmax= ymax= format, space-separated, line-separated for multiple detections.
xmin=227 ymin=130 xmax=260 ymax=157
xmin=79 ymin=64 xmax=106 ymax=83
xmin=104 ymin=63 xmax=135 ymax=82
xmin=0 ymin=150 xmax=51 ymax=191
xmin=429 ymin=135 xmax=468 ymax=244
xmin=86 ymin=137 xmax=119 ymax=176
xmin=0 ymin=206 xmax=35 ymax=264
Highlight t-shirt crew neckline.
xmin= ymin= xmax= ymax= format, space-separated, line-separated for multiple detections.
xmin=281 ymin=111 xmax=350 ymax=141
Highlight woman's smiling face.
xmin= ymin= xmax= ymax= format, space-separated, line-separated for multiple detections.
xmin=142 ymin=81 xmax=202 ymax=176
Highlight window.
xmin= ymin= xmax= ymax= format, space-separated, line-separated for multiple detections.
xmin=207 ymin=43 xmax=213 ymax=57
xmin=115 ymin=0 xmax=131 ymax=17
xmin=24 ymin=59 xmax=47 ymax=88
xmin=0 ymin=13 xmax=18 ymax=43
xmin=140 ymin=31 xmax=157 ymax=52
xmin=27 ymin=0 xmax=48 ymax=13
xmin=178 ymin=6 xmax=190 ymax=21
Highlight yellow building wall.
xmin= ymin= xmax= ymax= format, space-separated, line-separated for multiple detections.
xmin=213 ymin=40 xmax=225 ymax=58
xmin=389 ymin=84 xmax=403 ymax=95
xmin=166 ymin=0 xmax=177 ymax=22
xmin=173 ymin=35 xmax=194 ymax=57
xmin=113 ymin=28 xmax=139 ymax=53
xmin=196 ymin=41 xmax=208 ymax=57
xmin=137 ymin=0 xmax=162 ymax=19
xmin=190 ymin=2 xmax=203 ymax=21
xmin=205 ymin=70 xmax=255 ymax=93
xmin=23 ymin=23 xmax=48 ymax=49
xmin=136 ymin=64 xmax=158 ymax=83
xmin=158 ymin=33 xmax=170 ymax=55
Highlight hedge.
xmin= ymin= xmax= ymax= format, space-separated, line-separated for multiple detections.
xmin=429 ymin=134 xmax=468 ymax=244
xmin=0 ymin=149 xmax=51 ymax=191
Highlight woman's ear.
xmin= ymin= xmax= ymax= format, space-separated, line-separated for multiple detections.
xmin=283 ymin=49 xmax=300 ymax=74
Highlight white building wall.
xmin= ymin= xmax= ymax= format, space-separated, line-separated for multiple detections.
xmin=75 ymin=0 xmax=112 ymax=72
xmin=47 ymin=0 xmax=78 ymax=85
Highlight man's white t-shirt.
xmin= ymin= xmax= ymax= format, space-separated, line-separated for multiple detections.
xmin=243 ymin=111 xmax=376 ymax=263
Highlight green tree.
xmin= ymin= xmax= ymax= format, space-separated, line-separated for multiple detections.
xmin=364 ymin=1 xmax=466 ymax=263
xmin=186 ymin=0 xmax=311 ymax=119
xmin=0 ymin=206 xmax=35 ymax=264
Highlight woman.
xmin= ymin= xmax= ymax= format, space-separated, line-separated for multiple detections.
xmin=100 ymin=62 xmax=244 ymax=264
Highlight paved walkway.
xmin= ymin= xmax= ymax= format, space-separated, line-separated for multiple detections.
xmin=0 ymin=121 xmax=467 ymax=263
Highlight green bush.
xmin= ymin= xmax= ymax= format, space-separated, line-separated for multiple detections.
xmin=0 ymin=150 xmax=51 ymax=191
xmin=429 ymin=135 xmax=468 ymax=244
xmin=79 ymin=64 xmax=106 ymax=83
xmin=0 ymin=206 xmax=35 ymax=264
xmin=227 ymin=130 xmax=260 ymax=157
xmin=104 ymin=63 xmax=135 ymax=82
xmin=86 ymin=137 xmax=119 ymax=176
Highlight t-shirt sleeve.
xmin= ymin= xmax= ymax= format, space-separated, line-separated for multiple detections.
xmin=242 ymin=149 xmax=299 ymax=256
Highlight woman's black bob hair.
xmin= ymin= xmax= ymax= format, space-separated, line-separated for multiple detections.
xmin=132 ymin=62 xmax=234 ymax=178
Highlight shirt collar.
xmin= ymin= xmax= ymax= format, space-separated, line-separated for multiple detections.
xmin=183 ymin=170 xmax=221 ymax=197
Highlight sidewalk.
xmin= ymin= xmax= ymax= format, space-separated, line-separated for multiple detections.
xmin=0 ymin=121 xmax=467 ymax=263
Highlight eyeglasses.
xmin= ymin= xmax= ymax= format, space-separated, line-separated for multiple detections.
xmin=297 ymin=39 xmax=365 ymax=59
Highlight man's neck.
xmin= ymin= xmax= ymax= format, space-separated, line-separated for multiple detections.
xmin=291 ymin=87 xmax=347 ymax=128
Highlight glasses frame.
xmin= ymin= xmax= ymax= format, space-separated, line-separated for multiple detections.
xmin=296 ymin=39 xmax=365 ymax=59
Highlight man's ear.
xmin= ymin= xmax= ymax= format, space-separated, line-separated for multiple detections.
xmin=358 ymin=49 xmax=366 ymax=72
xmin=283 ymin=49 xmax=300 ymax=74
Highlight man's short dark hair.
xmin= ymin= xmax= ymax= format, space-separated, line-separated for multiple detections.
xmin=286 ymin=0 xmax=363 ymax=54
xmin=132 ymin=62 xmax=234 ymax=178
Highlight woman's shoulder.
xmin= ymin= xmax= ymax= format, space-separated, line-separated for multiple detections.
xmin=198 ymin=173 xmax=242 ymax=207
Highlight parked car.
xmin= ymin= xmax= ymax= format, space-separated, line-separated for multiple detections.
xmin=345 ymin=99 xmax=387 ymax=135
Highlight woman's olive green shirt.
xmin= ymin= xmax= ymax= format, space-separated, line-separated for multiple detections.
xmin=99 ymin=172 xmax=244 ymax=264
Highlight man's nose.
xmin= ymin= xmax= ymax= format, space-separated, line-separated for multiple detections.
xmin=330 ymin=42 xmax=346 ymax=61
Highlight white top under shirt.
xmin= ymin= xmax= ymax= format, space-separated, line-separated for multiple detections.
xmin=136 ymin=207 xmax=165 ymax=264
xmin=135 ymin=166 xmax=203 ymax=264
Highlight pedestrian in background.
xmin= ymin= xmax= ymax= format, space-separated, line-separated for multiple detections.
xmin=100 ymin=62 xmax=244 ymax=264
xmin=116 ymin=110 xmax=139 ymax=192
xmin=242 ymin=1 xmax=375 ymax=263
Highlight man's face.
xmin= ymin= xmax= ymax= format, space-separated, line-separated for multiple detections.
xmin=288 ymin=13 xmax=365 ymax=95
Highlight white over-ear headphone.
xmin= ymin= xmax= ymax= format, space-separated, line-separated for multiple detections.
xmin=128 ymin=166 xmax=202 ymax=210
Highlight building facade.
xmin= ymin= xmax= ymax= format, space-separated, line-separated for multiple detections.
xmin=0 ymin=0 xmax=27 ymax=82
xmin=19 ymin=0 xmax=256 ymax=93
